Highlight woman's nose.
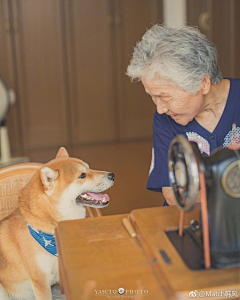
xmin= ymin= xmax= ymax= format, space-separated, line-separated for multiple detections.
xmin=156 ymin=99 xmax=168 ymax=114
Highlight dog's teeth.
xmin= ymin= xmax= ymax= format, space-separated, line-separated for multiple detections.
xmin=102 ymin=197 xmax=107 ymax=203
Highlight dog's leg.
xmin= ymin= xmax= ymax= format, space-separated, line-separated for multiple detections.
xmin=31 ymin=279 xmax=52 ymax=300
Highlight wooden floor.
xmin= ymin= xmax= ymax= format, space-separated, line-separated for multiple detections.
xmin=13 ymin=140 xmax=164 ymax=215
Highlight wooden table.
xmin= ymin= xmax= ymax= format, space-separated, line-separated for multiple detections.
xmin=56 ymin=207 xmax=240 ymax=300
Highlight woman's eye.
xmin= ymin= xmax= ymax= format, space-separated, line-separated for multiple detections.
xmin=79 ymin=173 xmax=87 ymax=179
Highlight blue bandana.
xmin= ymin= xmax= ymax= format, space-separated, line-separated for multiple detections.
xmin=27 ymin=224 xmax=58 ymax=257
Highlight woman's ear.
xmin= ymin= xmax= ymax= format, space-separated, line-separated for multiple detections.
xmin=201 ymin=76 xmax=211 ymax=95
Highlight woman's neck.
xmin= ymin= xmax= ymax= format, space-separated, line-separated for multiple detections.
xmin=204 ymin=79 xmax=229 ymax=112
xmin=195 ymin=79 xmax=230 ymax=132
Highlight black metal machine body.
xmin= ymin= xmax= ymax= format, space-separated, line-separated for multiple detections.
xmin=167 ymin=135 xmax=240 ymax=269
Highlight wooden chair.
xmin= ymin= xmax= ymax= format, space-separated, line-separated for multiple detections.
xmin=0 ymin=162 xmax=102 ymax=222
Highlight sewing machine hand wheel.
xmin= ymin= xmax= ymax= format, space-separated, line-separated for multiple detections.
xmin=168 ymin=135 xmax=200 ymax=211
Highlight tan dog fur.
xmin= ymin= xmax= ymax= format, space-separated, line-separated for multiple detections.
xmin=0 ymin=148 xmax=114 ymax=300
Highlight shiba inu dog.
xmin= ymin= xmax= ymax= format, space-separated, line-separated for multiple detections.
xmin=0 ymin=147 xmax=114 ymax=300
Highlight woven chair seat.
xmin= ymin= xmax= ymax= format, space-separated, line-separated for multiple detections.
xmin=0 ymin=175 xmax=33 ymax=220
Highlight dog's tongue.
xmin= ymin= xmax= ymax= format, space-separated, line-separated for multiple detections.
xmin=86 ymin=192 xmax=110 ymax=201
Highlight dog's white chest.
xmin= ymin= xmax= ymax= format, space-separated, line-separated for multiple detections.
xmin=0 ymin=252 xmax=59 ymax=300
xmin=36 ymin=251 xmax=59 ymax=285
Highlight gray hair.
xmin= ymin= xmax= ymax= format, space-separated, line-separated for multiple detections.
xmin=126 ymin=24 xmax=222 ymax=94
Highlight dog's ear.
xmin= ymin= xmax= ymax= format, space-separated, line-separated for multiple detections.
xmin=56 ymin=147 xmax=69 ymax=159
xmin=40 ymin=167 xmax=59 ymax=196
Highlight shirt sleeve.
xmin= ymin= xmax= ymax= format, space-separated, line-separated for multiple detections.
xmin=147 ymin=111 xmax=177 ymax=192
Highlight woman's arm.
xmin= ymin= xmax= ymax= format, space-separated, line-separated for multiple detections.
xmin=162 ymin=187 xmax=177 ymax=205
xmin=163 ymin=186 xmax=201 ymax=206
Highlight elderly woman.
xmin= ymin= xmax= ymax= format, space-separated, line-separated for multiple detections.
xmin=127 ymin=24 xmax=240 ymax=205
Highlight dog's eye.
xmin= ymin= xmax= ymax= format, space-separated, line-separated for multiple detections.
xmin=79 ymin=173 xmax=87 ymax=179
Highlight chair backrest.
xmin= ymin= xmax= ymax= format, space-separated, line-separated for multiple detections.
xmin=0 ymin=163 xmax=102 ymax=221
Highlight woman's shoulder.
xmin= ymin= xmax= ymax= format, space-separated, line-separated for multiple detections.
xmin=226 ymin=78 xmax=240 ymax=105
xmin=228 ymin=78 xmax=240 ymax=83
xmin=153 ymin=111 xmax=171 ymax=130
xmin=227 ymin=78 xmax=240 ymax=94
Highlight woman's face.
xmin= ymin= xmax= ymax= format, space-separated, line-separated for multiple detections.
xmin=142 ymin=77 xmax=206 ymax=126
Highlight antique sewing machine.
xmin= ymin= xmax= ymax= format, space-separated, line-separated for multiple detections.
xmin=166 ymin=133 xmax=240 ymax=270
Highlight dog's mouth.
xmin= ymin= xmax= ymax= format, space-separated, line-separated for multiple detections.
xmin=76 ymin=192 xmax=110 ymax=207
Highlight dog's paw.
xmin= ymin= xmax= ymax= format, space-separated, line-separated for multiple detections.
xmin=51 ymin=284 xmax=65 ymax=300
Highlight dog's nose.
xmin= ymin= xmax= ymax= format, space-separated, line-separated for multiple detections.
xmin=108 ymin=172 xmax=115 ymax=181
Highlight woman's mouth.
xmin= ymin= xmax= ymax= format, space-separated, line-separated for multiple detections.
xmin=171 ymin=114 xmax=179 ymax=120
